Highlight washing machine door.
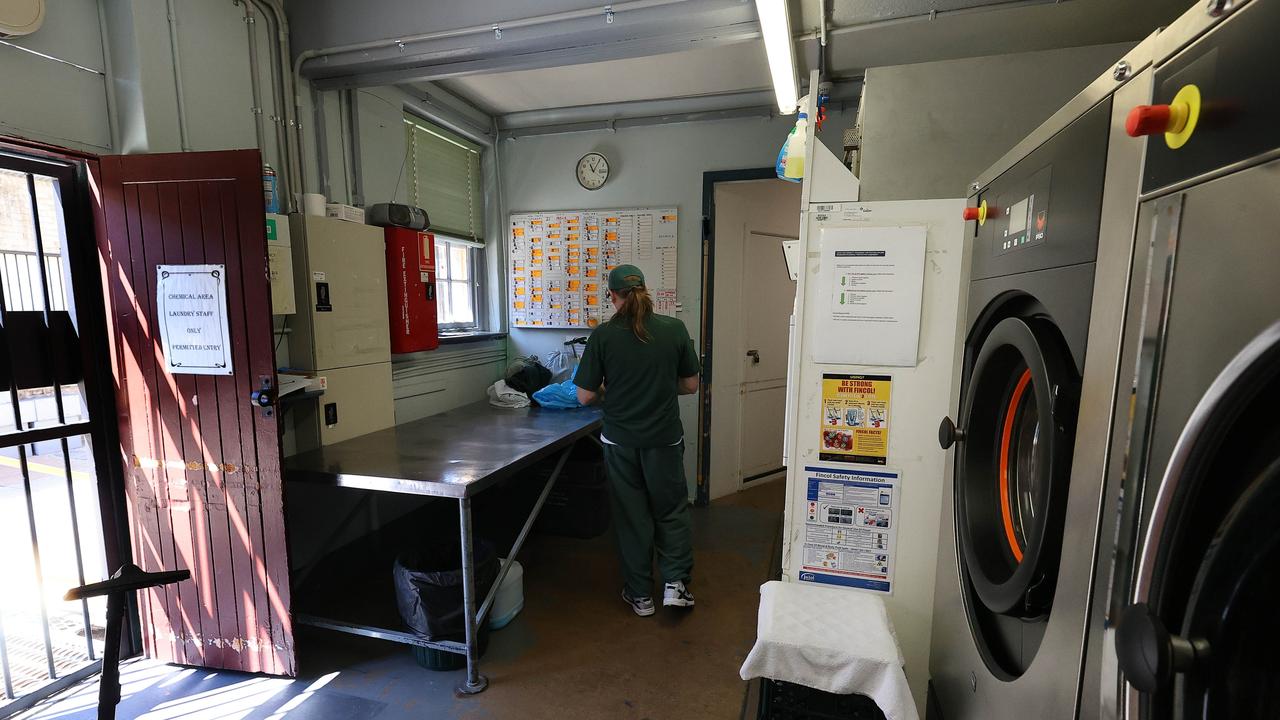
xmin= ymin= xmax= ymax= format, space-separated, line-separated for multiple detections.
xmin=955 ymin=315 xmax=1077 ymax=618
xmin=1117 ymin=322 xmax=1280 ymax=719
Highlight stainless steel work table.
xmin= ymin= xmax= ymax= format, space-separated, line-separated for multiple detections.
xmin=285 ymin=401 xmax=603 ymax=694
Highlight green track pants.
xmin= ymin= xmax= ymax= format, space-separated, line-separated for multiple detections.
xmin=603 ymin=442 xmax=694 ymax=598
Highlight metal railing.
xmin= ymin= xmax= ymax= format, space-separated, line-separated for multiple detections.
xmin=0 ymin=166 xmax=106 ymax=718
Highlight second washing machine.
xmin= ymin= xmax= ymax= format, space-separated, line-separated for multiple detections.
xmin=928 ymin=39 xmax=1154 ymax=720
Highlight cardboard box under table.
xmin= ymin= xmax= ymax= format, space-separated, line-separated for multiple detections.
xmin=285 ymin=401 xmax=603 ymax=694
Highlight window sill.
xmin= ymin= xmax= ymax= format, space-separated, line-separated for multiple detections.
xmin=437 ymin=331 xmax=507 ymax=346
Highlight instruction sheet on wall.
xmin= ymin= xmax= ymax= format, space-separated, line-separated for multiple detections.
xmin=509 ymin=207 xmax=678 ymax=328
xmin=798 ymin=466 xmax=901 ymax=594
xmin=813 ymin=225 xmax=926 ymax=366
xmin=820 ymin=373 xmax=891 ymax=465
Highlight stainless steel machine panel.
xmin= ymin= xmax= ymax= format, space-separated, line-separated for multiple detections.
xmin=1107 ymin=158 xmax=1280 ymax=720
xmin=928 ymin=62 xmax=1152 ymax=720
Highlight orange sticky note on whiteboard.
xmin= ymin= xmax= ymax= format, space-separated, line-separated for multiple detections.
xmin=586 ymin=296 xmax=599 ymax=306
xmin=513 ymin=228 xmax=525 ymax=237
xmin=567 ymin=266 xmax=580 ymax=276
xmin=605 ymin=232 xmax=618 ymax=241
xmin=585 ymin=283 xmax=598 ymax=292
xmin=515 ymin=287 xmax=527 ymax=296
xmin=514 ymin=301 xmax=526 ymax=309
xmin=568 ymin=280 xmax=581 ymax=290
xmin=586 ymin=268 xmax=599 ymax=277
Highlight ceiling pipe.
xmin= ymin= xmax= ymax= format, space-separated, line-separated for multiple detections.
xmin=500 ymin=106 xmax=782 ymax=140
xmin=245 ymin=0 xmax=301 ymax=211
xmin=294 ymin=4 xmax=714 ymax=193
xmin=793 ymin=0 xmax=1071 ymax=40
xmin=242 ymin=2 xmax=268 ymax=155
xmin=498 ymin=81 xmax=861 ymax=131
xmin=291 ymin=0 xmax=695 ymax=82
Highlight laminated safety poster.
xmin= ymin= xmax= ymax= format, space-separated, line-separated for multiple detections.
xmin=508 ymin=207 xmax=678 ymax=329
xmin=798 ymin=466 xmax=901 ymax=593
xmin=819 ymin=373 xmax=891 ymax=465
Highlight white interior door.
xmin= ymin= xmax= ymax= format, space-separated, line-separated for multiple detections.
xmin=737 ymin=231 xmax=796 ymax=482
xmin=708 ymin=179 xmax=801 ymax=499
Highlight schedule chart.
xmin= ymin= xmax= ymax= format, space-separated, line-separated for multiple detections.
xmin=509 ymin=207 xmax=677 ymax=328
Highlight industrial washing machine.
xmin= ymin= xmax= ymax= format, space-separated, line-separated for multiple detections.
xmin=1082 ymin=1 xmax=1280 ymax=717
xmin=927 ymin=39 xmax=1154 ymax=720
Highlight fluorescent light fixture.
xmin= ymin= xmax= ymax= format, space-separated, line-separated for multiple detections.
xmin=755 ymin=0 xmax=798 ymax=114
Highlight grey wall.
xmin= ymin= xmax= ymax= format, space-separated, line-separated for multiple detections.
xmin=499 ymin=109 xmax=856 ymax=492
xmin=858 ymin=42 xmax=1134 ymax=201
xmin=0 ymin=0 xmax=111 ymax=151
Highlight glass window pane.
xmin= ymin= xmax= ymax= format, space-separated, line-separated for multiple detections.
xmin=451 ymin=244 xmax=469 ymax=282
xmin=437 ymin=274 xmax=452 ymax=323
xmin=451 ymin=280 xmax=474 ymax=325
xmin=435 ymin=240 xmax=449 ymax=282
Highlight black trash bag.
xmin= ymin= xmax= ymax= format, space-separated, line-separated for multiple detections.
xmin=504 ymin=356 xmax=552 ymax=395
xmin=393 ymin=539 xmax=499 ymax=640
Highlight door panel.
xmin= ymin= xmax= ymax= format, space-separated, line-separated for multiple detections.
xmin=738 ymin=230 xmax=795 ymax=481
xmin=93 ymin=150 xmax=293 ymax=675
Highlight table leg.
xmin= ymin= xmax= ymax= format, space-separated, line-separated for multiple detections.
xmin=456 ymin=496 xmax=488 ymax=695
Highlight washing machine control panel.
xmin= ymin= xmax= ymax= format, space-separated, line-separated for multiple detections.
xmin=991 ymin=166 xmax=1052 ymax=256
xmin=968 ymin=97 xmax=1109 ymax=282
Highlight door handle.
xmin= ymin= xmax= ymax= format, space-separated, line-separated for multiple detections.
xmin=251 ymin=376 xmax=276 ymax=418
xmin=746 ymin=349 xmax=760 ymax=364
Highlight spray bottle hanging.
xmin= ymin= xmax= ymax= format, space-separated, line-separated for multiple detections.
xmin=776 ymin=94 xmax=811 ymax=182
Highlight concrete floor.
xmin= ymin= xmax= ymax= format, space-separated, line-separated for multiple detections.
xmin=18 ymin=479 xmax=785 ymax=720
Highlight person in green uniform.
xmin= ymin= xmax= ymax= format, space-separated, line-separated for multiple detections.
xmin=575 ymin=264 xmax=700 ymax=616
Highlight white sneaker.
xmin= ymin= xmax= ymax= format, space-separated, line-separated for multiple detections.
xmin=663 ymin=581 xmax=695 ymax=608
xmin=622 ymin=588 xmax=656 ymax=617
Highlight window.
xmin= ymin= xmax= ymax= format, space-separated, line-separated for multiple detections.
xmin=435 ymin=235 xmax=483 ymax=331
xmin=405 ymin=115 xmax=484 ymax=241
xmin=405 ymin=114 xmax=489 ymax=333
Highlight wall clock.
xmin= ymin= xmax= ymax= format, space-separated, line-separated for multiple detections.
xmin=576 ymin=152 xmax=610 ymax=191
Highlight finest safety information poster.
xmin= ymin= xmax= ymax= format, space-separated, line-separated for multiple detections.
xmin=798 ymin=466 xmax=901 ymax=593
xmin=819 ymin=373 xmax=891 ymax=465
xmin=813 ymin=225 xmax=926 ymax=366
xmin=508 ymin=207 xmax=678 ymax=328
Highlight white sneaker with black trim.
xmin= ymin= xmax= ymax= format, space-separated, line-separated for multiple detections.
xmin=663 ymin=581 xmax=695 ymax=608
xmin=622 ymin=588 xmax=656 ymax=617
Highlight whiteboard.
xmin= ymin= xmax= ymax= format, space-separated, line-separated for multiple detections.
xmin=508 ymin=207 xmax=678 ymax=329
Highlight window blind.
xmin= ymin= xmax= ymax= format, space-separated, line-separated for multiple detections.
xmin=405 ymin=115 xmax=484 ymax=241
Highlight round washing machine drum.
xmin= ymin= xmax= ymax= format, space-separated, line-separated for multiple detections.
xmin=1117 ymin=323 xmax=1280 ymax=719
xmin=955 ymin=315 xmax=1077 ymax=618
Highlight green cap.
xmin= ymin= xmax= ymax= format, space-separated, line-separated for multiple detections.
xmin=608 ymin=264 xmax=645 ymax=291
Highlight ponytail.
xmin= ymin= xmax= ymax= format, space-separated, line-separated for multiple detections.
xmin=612 ymin=285 xmax=654 ymax=342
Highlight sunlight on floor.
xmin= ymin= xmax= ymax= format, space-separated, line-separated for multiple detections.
xmin=17 ymin=660 xmax=318 ymax=720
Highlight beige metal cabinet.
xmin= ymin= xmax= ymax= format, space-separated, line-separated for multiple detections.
xmin=290 ymin=362 xmax=395 ymax=453
xmin=288 ymin=214 xmax=391 ymax=370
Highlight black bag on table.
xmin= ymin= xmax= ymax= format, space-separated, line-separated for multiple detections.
xmin=504 ymin=356 xmax=552 ymax=395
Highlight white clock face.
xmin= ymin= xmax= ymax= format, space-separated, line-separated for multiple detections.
xmin=576 ymin=153 xmax=609 ymax=190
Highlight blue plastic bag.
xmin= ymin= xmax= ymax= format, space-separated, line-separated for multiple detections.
xmin=532 ymin=366 xmax=583 ymax=409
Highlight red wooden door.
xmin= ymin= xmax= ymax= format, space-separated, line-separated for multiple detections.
xmin=91 ymin=150 xmax=294 ymax=675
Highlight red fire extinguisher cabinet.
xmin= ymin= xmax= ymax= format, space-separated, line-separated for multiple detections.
xmin=384 ymin=227 xmax=439 ymax=353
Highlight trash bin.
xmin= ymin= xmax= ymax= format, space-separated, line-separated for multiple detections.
xmin=394 ymin=539 xmax=500 ymax=671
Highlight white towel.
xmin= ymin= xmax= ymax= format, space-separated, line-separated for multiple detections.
xmin=740 ymin=581 xmax=919 ymax=720
xmin=487 ymin=379 xmax=530 ymax=409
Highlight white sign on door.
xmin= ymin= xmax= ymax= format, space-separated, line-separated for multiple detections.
xmin=813 ymin=226 xmax=926 ymax=366
xmin=156 ymin=264 xmax=234 ymax=375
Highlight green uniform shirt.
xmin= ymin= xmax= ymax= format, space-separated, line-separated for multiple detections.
xmin=574 ymin=313 xmax=701 ymax=448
